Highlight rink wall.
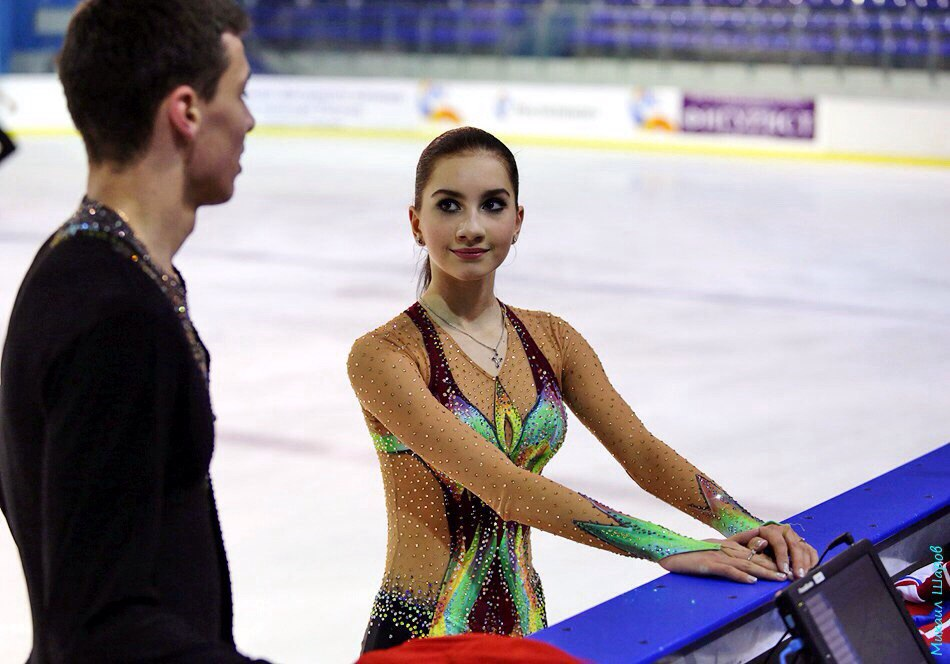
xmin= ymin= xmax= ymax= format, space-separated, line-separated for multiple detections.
xmin=1 ymin=74 xmax=948 ymax=167
xmin=531 ymin=442 xmax=950 ymax=662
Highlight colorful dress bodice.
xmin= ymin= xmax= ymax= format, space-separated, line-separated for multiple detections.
xmin=408 ymin=303 xmax=566 ymax=636
xmin=348 ymin=304 xmax=764 ymax=652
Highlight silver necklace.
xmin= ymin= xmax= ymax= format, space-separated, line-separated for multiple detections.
xmin=421 ymin=301 xmax=507 ymax=370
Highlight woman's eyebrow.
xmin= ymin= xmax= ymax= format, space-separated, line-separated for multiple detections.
xmin=431 ymin=188 xmax=463 ymax=198
xmin=430 ymin=188 xmax=511 ymax=198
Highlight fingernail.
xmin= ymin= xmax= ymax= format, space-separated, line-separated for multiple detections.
xmin=798 ymin=568 xmax=805 ymax=578
xmin=775 ymin=572 xmax=787 ymax=580
xmin=747 ymin=576 xmax=758 ymax=583
xmin=784 ymin=564 xmax=792 ymax=576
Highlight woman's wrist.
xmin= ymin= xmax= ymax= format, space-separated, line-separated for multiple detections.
xmin=714 ymin=512 xmax=765 ymax=537
xmin=689 ymin=475 xmax=765 ymax=537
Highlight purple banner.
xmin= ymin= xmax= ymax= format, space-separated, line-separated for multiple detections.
xmin=682 ymin=95 xmax=815 ymax=140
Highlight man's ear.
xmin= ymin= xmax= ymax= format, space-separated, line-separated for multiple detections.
xmin=166 ymin=85 xmax=201 ymax=142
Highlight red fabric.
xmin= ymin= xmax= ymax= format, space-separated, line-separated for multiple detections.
xmin=895 ymin=561 xmax=947 ymax=603
xmin=356 ymin=634 xmax=583 ymax=663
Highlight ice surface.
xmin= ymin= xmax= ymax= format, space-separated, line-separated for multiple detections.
xmin=1 ymin=135 xmax=948 ymax=662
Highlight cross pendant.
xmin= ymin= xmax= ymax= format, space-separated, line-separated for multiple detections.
xmin=491 ymin=352 xmax=503 ymax=369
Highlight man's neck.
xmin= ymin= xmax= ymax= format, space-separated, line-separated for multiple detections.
xmin=86 ymin=159 xmax=195 ymax=275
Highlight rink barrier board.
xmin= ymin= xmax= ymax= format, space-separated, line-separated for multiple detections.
xmin=4 ymin=126 xmax=950 ymax=171
xmin=238 ymin=126 xmax=950 ymax=169
xmin=1 ymin=74 xmax=948 ymax=168
xmin=529 ymin=442 xmax=950 ymax=663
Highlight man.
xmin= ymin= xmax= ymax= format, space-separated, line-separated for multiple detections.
xmin=0 ymin=1 xmax=269 ymax=661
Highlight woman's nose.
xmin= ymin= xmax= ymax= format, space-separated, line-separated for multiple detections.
xmin=456 ymin=211 xmax=485 ymax=241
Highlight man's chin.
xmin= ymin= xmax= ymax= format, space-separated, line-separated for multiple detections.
xmin=198 ymin=184 xmax=236 ymax=208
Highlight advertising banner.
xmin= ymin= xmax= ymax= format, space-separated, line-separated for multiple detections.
xmin=17 ymin=74 xmax=950 ymax=161
xmin=247 ymin=76 xmax=418 ymax=129
xmin=240 ymin=78 xmax=818 ymax=145
xmin=681 ymin=94 xmax=815 ymax=140
xmin=415 ymin=81 xmax=684 ymax=139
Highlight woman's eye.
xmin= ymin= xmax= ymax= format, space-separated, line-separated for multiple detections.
xmin=483 ymin=198 xmax=507 ymax=212
xmin=437 ymin=199 xmax=460 ymax=212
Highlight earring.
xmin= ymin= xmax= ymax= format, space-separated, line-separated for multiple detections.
xmin=512 ymin=235 xmax=519 ymax=245
xmin=415 ymin=236 xmax=425 ymax=246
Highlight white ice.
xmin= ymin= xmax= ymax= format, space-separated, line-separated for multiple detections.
xmin=1 ymin=135 xmax=948 ymax=663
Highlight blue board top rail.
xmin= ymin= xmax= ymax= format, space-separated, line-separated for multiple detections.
xmin=531 ymin=442 xmax=950 ymax=663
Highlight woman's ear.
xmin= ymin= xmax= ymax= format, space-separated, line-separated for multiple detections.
xmin=409 ymin=206 xmax=422 ymax=241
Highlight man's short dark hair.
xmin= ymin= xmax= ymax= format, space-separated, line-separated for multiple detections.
xmin=59 ymin=0 xmax=250 ymax=165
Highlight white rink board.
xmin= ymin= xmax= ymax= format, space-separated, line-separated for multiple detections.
xmin=1 ymin=74 xmax=948 ymax=160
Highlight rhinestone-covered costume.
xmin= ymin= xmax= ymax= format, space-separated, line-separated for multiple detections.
xmin=348 ymin=303 xmax=763 ymax=652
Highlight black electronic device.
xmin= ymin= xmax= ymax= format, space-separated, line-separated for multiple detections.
xmin=774 ymin=538 xmax=935 ymax=663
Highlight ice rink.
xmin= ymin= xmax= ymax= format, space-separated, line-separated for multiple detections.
xmin=1 ymin=134 xmax=948 ymax=662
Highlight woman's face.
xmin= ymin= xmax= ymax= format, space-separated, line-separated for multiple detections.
xmin=410 ymin=151 xmax=523 ymax=287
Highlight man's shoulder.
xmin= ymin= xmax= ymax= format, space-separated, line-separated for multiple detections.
xmin=24 ymin=232 xmax=161 ymax=308
xmin=8 ymin=233 xmax=176 ymax=348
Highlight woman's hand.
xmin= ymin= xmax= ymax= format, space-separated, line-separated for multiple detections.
xmin=730 ymin=524 xmax=818 ymax=579
xmin=658 ymin=538 xmax=788 ymax=584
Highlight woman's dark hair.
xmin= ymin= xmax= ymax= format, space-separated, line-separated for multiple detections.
xmin=414 ymin=127 xmax=519 ymax=295
xmin=58 ymin=0 xmax=250 ymax=166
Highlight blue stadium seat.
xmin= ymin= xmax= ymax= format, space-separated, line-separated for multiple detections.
xmin=242 ymin=0 xmax=946 ymax=68
xmin=590 ymin=8 xmax=623 ymax=29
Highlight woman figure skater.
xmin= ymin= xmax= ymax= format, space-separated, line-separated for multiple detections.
xmin=348 ymin=127 xmax=817 ymax=653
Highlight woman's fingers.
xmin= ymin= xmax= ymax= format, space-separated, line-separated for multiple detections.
xmin=664 ymin=553 xmax=756 ymax=584
xmin=729 ymin=530 xmax=770 ymax=554
xmin=718 ymin=524 xmax=821 ymax=580
xmin=705 ymin=556 xmax=784 ymax=583
xmin=789 ymin=540 xmax=808 ymax=579
xmin=721 ymin=541 xmax=780 ymax=573
xmin=789 ymin=538 xmax=820 ymax=578
xmin=741 ymin=557 xmax=788 ymax=581
xmin=757 ymin=523 xmax=820 ymax=578
xmin=724 ymin=545 xmax=785 ymax=579
xmin=708 ymin=562 xmax=758 ymax=584
xmin=727 ymin=528 xmax=761 ymax=547
xmin=761 ymin=525 xmax=792 ymax=577
xmin=661 ymin=548 xmax=789 ymax=584
xmin=752 ymin=552 xmax=781 ymax=574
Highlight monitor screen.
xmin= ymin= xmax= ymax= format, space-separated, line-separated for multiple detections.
xmin=801 ymin=554 xmax=931 ymax=663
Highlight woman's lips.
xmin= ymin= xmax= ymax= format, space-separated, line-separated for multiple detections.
xmin=451 ymin=248 xmax=488 ymax=260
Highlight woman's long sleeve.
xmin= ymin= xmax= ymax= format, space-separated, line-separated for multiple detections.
xmin=552 ymin=316 xmax=763 ymax=537
xmin=348 ymin=332 xmax=720 ymax=562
